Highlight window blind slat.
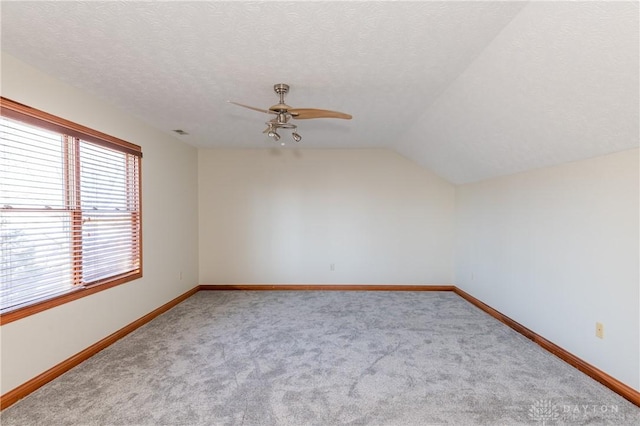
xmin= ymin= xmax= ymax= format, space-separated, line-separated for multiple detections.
xmin=1 ymin=106 xmax=142 ymax=315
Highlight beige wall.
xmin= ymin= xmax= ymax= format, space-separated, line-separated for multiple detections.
xmin=455 ymin=149 xmax=640 ymax=390
xmin=0 ymin=53 xmax=200 ymax=394
xmin=199 ymin=149 xmax=455 ymax=285
xmin=2 ymin=52 xmax=638 ymax=397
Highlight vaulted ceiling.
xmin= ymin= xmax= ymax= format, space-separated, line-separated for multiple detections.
xmin=1 ymin=1 xmax=638 ymax=184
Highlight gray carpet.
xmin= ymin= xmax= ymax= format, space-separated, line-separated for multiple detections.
xmin=2 ymin=291 xmax=639 ymax=425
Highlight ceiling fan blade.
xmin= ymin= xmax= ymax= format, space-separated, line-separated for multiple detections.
xmin=289 ymin=108 xmax=352 ymax=120
xmin=228 ymin=101 xmax=275 ymax=115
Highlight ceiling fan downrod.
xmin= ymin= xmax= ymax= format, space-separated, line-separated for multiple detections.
xmin=273 ymin=83 xmax=289 ymax=105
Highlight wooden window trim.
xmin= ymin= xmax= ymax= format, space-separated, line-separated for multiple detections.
xmin=0 ymin=98 xmax=142 ymax=158
xmin=0 ymin=97 xmax=143 ymax=325
xmin=0 ymin=271 xmax=142 ymax=325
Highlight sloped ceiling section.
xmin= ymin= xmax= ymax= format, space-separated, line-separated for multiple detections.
xmin=397 ymin=1 xmax=639 ymax=184
xmin=1 ymin=1 xmax=638 ymax=184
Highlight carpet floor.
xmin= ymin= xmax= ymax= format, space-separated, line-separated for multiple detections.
xmin=2 ymin=291 xmax=639 ymax=425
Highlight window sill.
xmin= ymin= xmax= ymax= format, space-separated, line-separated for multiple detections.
xmin=0 ymin=270 xmax=142 ymax=325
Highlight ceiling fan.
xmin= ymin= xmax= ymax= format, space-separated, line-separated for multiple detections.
xmin=228 ymin=83 xmax=352 ymax=144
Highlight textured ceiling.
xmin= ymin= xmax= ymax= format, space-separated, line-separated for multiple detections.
xmin=1 ymin=1 xmax=638 ymax=184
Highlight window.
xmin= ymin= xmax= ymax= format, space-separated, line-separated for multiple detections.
xmin=0 ymin=98 xmax=142 ymax=322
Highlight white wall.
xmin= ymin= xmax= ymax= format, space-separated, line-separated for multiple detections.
xmin=455 ymin=149 xmax=640 ymax=390
xmin=199 ymin=149 xmax=455 ymax=285
xmin=0 ymin=53 xmax=200 ymax=394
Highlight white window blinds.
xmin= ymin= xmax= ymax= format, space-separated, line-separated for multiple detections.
xmin=1 ymin=100 xmax=142 ymax=315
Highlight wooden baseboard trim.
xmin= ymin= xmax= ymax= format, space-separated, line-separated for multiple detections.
xmin=199 ymin=284 xmax=456 ymax=292
xmin=453 ymin=287 xmax=640 ymax=407
xmin=0 ymin=286 xmax=200 ymax=410
xmin=3 ymin=284 xmax=638 ymax=410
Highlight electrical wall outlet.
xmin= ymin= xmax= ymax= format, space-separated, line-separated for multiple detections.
xmin=595 ymin=322 xmax=604 ymax=339
xmin=330 ymin=263 xmax=335 ymax=271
